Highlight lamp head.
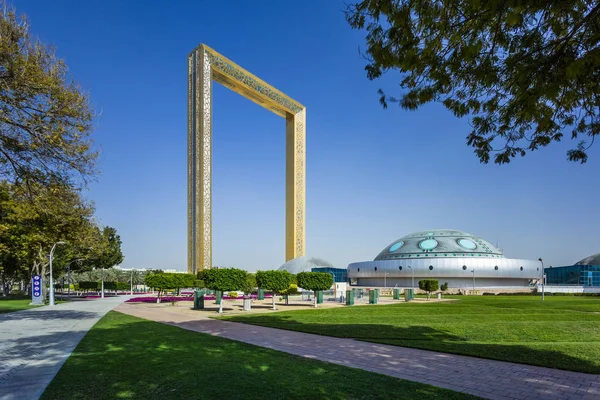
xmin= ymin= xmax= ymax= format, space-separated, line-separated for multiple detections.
xmin=57 ymin=241 xmax=66 ymax=245
xmin=538 ymin=258 xmax=543 ymax=262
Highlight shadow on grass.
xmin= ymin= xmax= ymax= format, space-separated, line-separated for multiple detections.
xmin=222 ymin=313 xmax=600 ymax=374
xmin=40 ymin=311 xmax=475 ymax=400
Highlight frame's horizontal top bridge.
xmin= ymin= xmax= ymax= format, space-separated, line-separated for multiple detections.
xmin=191 ymin=44 xmax=304 ymax=118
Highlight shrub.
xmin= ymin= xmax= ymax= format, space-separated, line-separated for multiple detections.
xmin=418 ymin=280 xmax=439 ymax=300
xmin=281 ymin=283 xmax=298 ymax=296
xmin=281 ymin=284 xmax=299 ymax=305
xmin=79 ymin=281 xmax=99 ymax=291
xmin=483 ymin=292 xmax=496 ymax=295
xmin=440 ymin=282 xmax=448 ymax=292
xmin=227 ymin=291 xmax=239 ymax=299
xmin=242 ymin=273 xmax=256 ymax=295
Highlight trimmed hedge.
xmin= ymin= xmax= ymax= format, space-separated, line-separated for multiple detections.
xmin=198 ymin=268 xmax=247 ymax=292
xmin=296 ymin=272 xmax=333 ymax=292
xmin=145 ymin=273 xmax=197 ymax=297
xmin=79 ymin=281 xmax=99 ymax=290
xmin=256 ymin=270 xmax=293 ymax=294
xmin=418 ymin=280 xmax=439 ymax=299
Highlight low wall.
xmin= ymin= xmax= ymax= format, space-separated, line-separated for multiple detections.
xmin=541 ymin=286 xmax=600 ymax=293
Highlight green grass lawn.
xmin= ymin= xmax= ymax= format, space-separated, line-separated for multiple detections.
xmin=41 ymin=311 xmax=478 ymax=400
xmin=221 ymin=295 xmax=600 ymax=374
xmin=0 ymin=297 xmax=40 ymax=314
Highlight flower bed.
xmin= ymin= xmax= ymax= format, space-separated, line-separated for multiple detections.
xmin=126 ymin=296 xmax=193 ymax=303
xmin=124 ymin=293 xmax=274 ymax=303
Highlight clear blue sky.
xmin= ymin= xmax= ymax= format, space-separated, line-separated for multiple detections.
xmin=15 ymin=0 xmax=599 ymax=271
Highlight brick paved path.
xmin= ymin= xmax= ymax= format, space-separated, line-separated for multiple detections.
xmin=0 ymin=296 xmax=129 ymax=400
xmin=117 ymin=304 xmax=600 ymax=400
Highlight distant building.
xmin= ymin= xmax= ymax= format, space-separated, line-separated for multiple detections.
xmin=278 ymin=256 xmax=348 ymax=296
xmin=348 ymin=229 xmax=540 ymax=288
xmin=312 ymin=267 xmax=347 ymax=283
xmin=114 ymin=266 xmax=186 ymax=274
xmin=545 ymin=253 xmax=600 ymax=287
xmin=278 ymin=256 xmax=340 ymax=275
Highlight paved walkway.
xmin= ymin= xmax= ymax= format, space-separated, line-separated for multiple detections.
xmin=0 ymin=296 xmax=129 ymax=400
xmin=117 ymin=303 xmax=600 ymax=400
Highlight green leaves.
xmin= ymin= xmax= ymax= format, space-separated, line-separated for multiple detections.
xmin=296 ymin=272 xmax=333 ymax=292
xmin=144 ymin=273 xmax=196 ymax=295
xmin=418 ymin=279 xmax=439 ymax=294
xmin=0 ymin=6 xmax=97 ymax=186
xmin=199 ymin=268 xmax=247 ymax=292
xmin=256 ymin=270 xmax=293 ymax=294
xmin=346 ymin=0 xmax=600 ymax=163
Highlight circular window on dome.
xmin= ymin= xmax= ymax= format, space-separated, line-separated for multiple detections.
xmin=389 ymin=241 xmax=404 ymax=252
xmin=457 ymin=238 xmax=477 ymax=250
xmin=419 ymin=238 xmax=438 ymax=250
xmin=494 ymin=266 xmax=498 ymax=270
xmin=398 ymin=266 xmax=403 ymax=271
xmin=374 ymin=267 xmax=377 ymax=271
xmin=520 ymin=266 xmax=523 ymax=271
xmin=357 ymin=268 xmax=360 ymax=272
xmin=462 ymin=265 xmax=467 ymax=270
xmin=429 ymin=265 xmax=434 ymax=270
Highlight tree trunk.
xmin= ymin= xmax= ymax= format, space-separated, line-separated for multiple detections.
xmin=219 ymin=297 xmax=224 ymax=314
xmin=272 ymin=293 xmax=276 ymax=310
xmin=314 ymin=291 xmax=318 ymax=308
xmin=427 ymin=292 xmax=430 ymax=300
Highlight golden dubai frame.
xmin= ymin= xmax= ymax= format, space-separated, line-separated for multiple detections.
xmin=187 ymin=44 xmax=306 ymax=274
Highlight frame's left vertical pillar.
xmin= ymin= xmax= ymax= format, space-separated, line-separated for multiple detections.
xmin=187 ymin=50 xmax=194 ymax=273
xmin=188 ymin=46 xmax=213 ymax=274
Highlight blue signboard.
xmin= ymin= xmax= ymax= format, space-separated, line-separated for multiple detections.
xmin=31 ymin=274 xmax=43 ymax=305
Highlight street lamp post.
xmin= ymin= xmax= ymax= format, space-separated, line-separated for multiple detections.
xmin=538 ymin=258 xmax=544 ymax=301
xmin=384 ymin=272 xmax=389 ymax=288
xmin=101 ymin=268 xmax=105 ymax=299
xmin=49 ymin=241 xmax=66 ymax=306
xmin=471 ymin=269 xmax=475 ymax=295
xmin=407 ymin=266 xmax=414 ymax=291
xmin=130 ymin=268 xmax=134 ymax=296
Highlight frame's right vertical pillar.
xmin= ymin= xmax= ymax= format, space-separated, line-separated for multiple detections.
xmin=285 ymin=108 xmax=306 ymax=261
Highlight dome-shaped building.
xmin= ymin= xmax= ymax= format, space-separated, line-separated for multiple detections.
xmin=278 ymin=256 xmax=336 ymax=274
xmin=576 ymin=253 xmax=600 ymax=266
xmin=348 ymin=229 xmax=540 ymax=288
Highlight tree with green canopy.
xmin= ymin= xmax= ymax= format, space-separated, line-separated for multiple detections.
xmin=144 ymin=272 xmax=196 ymax=301
xmin=198 ymin=268 xmax=247 ymax=313
xmin=241 ymin=272 xmax=256 ymax=296
xmin=346 ymin=1 xmax=600 ymax=164
xmin=256 ymin=270 xmax=293 ymax=310
xmin=418 ymin=279 xmax=439 ymax=300
xmin=0 ymin=5 xmax=98 ymax=187
xmin=296 ymin=272 xmax=333 ymax=308
xmin=0 ymin=180 xmax=100 ymax=296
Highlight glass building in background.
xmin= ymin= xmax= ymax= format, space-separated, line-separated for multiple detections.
xmin=545 ymin=253 xmax=600 ymax=287
xmin=312 ymin=267 xmax=348 ymax=283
